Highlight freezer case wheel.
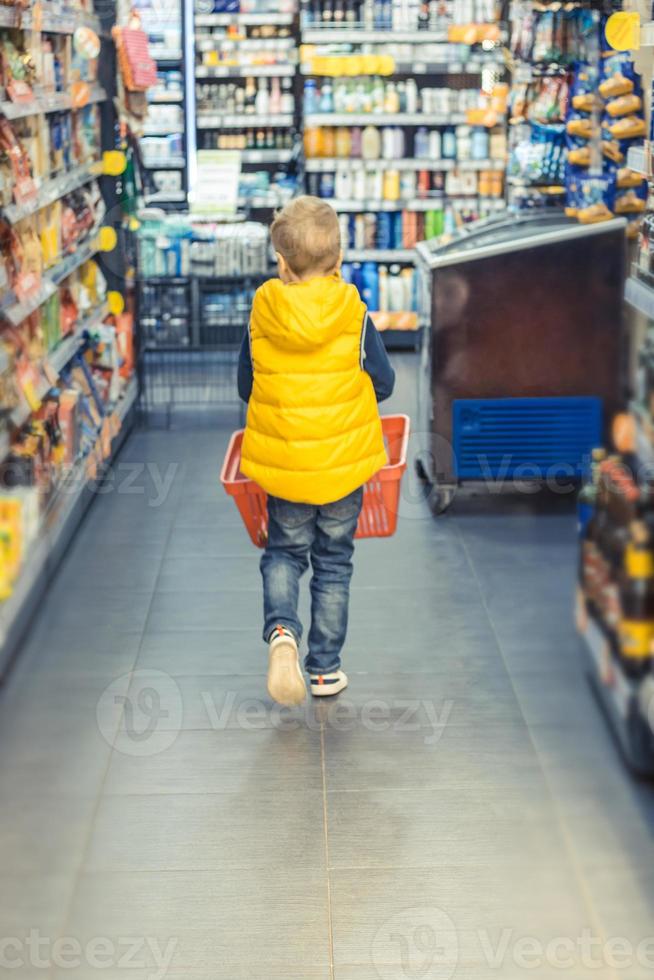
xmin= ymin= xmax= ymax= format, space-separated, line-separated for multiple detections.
xmin=428 ymin=485 xmax=456 ymax=516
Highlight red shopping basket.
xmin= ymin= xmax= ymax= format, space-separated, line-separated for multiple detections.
xmin=220 ymin=414 xmax=410 ymax=547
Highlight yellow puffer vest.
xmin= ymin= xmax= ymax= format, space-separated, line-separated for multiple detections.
xmin=241 ymin=274 xmax=387 ymax=505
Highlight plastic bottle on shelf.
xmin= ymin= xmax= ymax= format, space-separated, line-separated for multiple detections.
xmin=351 ymin=126 xmax=363 ymax=157
xmin=378 ymin=264 xmax=389 ymax=311
xmin=394 ymin=127 xmax=406 ymax=157
xmin=280 ymin=78 xmax=294 ymax=113
xmin=382 ymin=127 xmax=396 ymax=160
xmin=456 ymin=125 xmax=472 ymax=161
xmin=442 ymin=127 xmax=457 ymax=159
xmin=383 ymin=169 xmax=401 ymax=201
xmin=362 ymin=125 xmax=381 ymax=159
xmin=270 ymin=77 xmax=282 ymax=115
xmin=401 ymin=267 xmax=415 ymax=310
xmin=353 ymin=165 xmax=367 ymax=200
xmin=335 ymin=165 xmax=353 ymax=200
xmin=363 ymin=0 xmax=375 ymax=27
xmin=414 ymin=127 xmax=429 ymax=158
xmin=323 ymin=127 xmax=336 ymax=156
xmin=255 ymin=78 xmax=270 ymax=116
xmin=364 ymin=212 xmax=377 ymax=247
xmin=304 ymin=126 xmax=324 ymax=158
xmin=303 ymin=78 xmax=319 ymax=116
xmin=388 ymin=265 xmax=405 ymax=311
xmin=384 ymin=82 xmax=400 ymax=114
xmin=362 ymin=262 xmax=380 ymax=311
xmin=335 ymin=126 xmax=352 ymax=158
xmin=320 ymin=171 xmax=335 ymax=198
xmin=339 ymin=214 xmax=352 ymax=249
xmin=354 ymin=213 xmax=366 ymax=248
xmin=428 ymin=129 xmax=442 ymax=159
xmin=397 ymin=81 xmax=407 ymax=113
xmin=400 ymin=170 xmax=416 ymax=199
xmin=369 ymin=77 xmax=383 ymax=114
xmin=320 ymin=80 xmax=335 ymax=113
xmin=471 ymin=127 xmax=489 ymax=161
xmin=367 ymin=165 xmax=384 ymax=200
xmin=405 ymin=78 xmax=419 ymax=114
xmin=377 ymin=212 xmax=392 ymax=247
xmin=322 ymin=0 xmax=334 ymax=21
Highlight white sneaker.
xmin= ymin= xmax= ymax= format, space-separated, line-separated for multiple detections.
xmin=267 ymin=627 xmax=306 ymax=706
xmin=309 ymin=669 xmax=348 ymax=697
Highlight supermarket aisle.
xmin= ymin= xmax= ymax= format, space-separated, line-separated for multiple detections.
xmin=2 ymin=354 xmax=654 ymax=980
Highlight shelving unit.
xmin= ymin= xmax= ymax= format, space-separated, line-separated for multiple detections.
xmin=136 ymin=0 xmax=188 ymax=205
xmin=0 ymin=0 xmax=137 ymax=676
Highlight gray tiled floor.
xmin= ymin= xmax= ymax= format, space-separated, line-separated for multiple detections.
xmin=1 ymin=354 xmax=654 ymax=979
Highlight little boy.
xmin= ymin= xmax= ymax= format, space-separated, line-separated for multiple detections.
xmin=237 ymin=196 xmax=395 ymax=706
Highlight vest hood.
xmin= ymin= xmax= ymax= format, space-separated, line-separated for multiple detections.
xmin=252 ymin=275 xmax=364 ymax=352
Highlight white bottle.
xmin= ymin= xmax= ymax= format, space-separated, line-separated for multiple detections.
xmin=382 ymin=127 xmax=396 ymax=160
xmin=429 ymin=129 xmax=442 ymax=159
xmin=354 ymin=214 xmax=366 ymax=249
xmin=393 ymin=126 xmax=405 ymax=158
xmin=255 ymin=77 xmax=269 ymax=116
xmin=335 ymin=165 xmax=353 ymax=200
xmin=353 ymin=166 xmax=367 ymax=201
xmin=367 ymin=165 xmax=383 ymax=200
xmin=388 ymin=264 xmax=404 ymax=311
xmin=405 ymin=78 xmax=419 ymax=115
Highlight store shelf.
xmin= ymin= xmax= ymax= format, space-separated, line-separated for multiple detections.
xmin=345 ymin=248 xmax=416 ymax=262
xmin=241 ymin=148 xmax=294 ymax=163
xmin=196 ymin=64 xmax=297 ymax=78
xmin=152 ymin=50 xmax=183 ymax=63
xmin=0 ymin=3 xmax=102 ymax=34
xmin=195 ymin=11 xmax=295 ymax=25
xmin=1 ymin=160 xmax=102 ymax=224
xmin=304 ymin=112 xmax=465 ymax=127
xmin=144 ymin=191 xmax=187 ymax=205
xmin=142 ymin=157 xmax=187 ymax=170
xmin=197 ymin=35 xmax=296 ymax=52
xmin=578 ymin=604 xmax=654 ymax=776
xmin=302 ymin=28 xmax=448 ymax=43
xmin=10 ymin=302 xmax=110 ymax=431
xmin=305 ymin=158 xmax=505 ymax=172
xmin=142 ymin=126 xmax=184 ymax=136
xmin=197 ymin=112 xmax=294 ymax=129
xmin=301 ymin=59 xmax=503 ymax=76
xmin=0 ymin=376 xmax=138 ymax=665
xmin=0 ymin=233 xmax=101 ymax=327
xmin=625 ymin=274 xmax=654 ymax=320
xmin=0 ymin=85 xmax=106 ymax=121
xmin=329 ymin=196 xmax=504 ymax=211
xmin=148 ymin=92 xmax=184 ymax=104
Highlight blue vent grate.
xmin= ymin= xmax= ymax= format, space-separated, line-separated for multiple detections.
xmin=452 ymin=397 xmax=603 ymax=480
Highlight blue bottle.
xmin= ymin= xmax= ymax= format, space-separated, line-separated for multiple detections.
xmin=341 ymin=262 xmax=354 ymax=284
xmin=351 ymin=262 xmax=364 ymax=296
xmin=391 ymin=210 xmax=403 ymax=248
xmin=414 ymin=126 xmax=429 ymax=159
xmin=377 ymin=212 xmax=392 ymax=249
xmin=361 ymin=262 xmax=379 ymax=311
xmin=303 ymin=79 xmax=319 ymax=116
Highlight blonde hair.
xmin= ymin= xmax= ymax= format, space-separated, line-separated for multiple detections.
xmin=271 ymin=196 xmax=341 ymax=277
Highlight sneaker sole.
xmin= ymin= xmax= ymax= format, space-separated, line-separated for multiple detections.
xmin=267 ymin=641 xmax=306 ymax=706
xmin=311 ymin=677 xmax=348 ymax=697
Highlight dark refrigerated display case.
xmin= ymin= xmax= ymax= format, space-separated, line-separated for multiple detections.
xmin=415 ymin=212 xmax=628 ymax=511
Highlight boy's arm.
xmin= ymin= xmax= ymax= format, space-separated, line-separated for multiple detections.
xmin=237 ymin=326 xmax=253 ymax=403
xmin=361 ymin=314 xmax=395 ymax=403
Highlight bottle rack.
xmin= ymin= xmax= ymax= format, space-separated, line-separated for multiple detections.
xmin=0 ymin=0 xmax=137 ymax=677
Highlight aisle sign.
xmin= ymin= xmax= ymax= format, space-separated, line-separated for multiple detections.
xmin=191 ymin=150 xmax=241 ymax=217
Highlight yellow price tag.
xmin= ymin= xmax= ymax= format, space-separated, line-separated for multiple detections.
xmin=605 ymin=11 xmax=640 ymax=51
xmin=98 ymin=226 xmax=118 ymax=253
xmin=107 ymin=290 xmax=125 ymax=316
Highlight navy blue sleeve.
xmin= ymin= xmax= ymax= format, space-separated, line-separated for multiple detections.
xmin=362 ymin=314 xmax=395 ymax=403
xmin=237 ymin=327 xmax=253 ymax=403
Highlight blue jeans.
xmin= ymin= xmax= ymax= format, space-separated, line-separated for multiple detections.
xmin=260 ymin=487 xmax=364 ymax=674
